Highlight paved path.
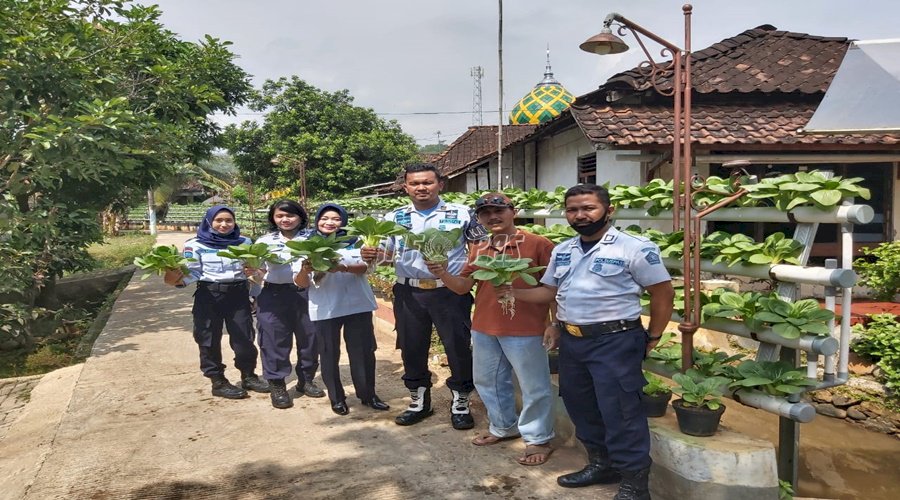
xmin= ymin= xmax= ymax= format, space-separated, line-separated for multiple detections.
xmin=0 ymin=231 xmax=614 ymax=499
xmin=0 ymin=375 xmax=42 ymax=441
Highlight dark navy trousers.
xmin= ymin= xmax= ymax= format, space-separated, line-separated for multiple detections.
xmin=256 ymin=283 xmax=319 ymax=383
xmin=191 ymin=281 xmax=258 ymax=378
xmin=392 ymin=284 xmax=474 ymax=393
xmin=558 ymin=326 xmax=651 ymax=472
xmin=316 ymin=311 xmax=377 ymax=404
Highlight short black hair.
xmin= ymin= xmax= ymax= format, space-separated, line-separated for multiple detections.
xmin=403 ymin=163 xmax=443 ymax=181
xmin=267 ymin=199 xmax=308 ymax=232
xmin=564 ymin=184 xmax=611 ymax=206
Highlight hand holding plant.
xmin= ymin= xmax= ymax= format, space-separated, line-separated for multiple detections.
xmin=134 ymin=245 xmax=196 ymax=281
xmin=216 ymin=243 xmax=286 ymax=269
xmin=469 ymin=255 xmax=546 ymax=317
xmin=403 ymin=227 xmax=462 ymax=263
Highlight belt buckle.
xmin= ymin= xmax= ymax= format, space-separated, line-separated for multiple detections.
xmin=565 ymin=324 xmax=583 ymax=337
xmin=418 ymin=279 xmax=437 ymax=290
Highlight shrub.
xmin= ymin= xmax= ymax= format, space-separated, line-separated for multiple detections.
xmin=852 ymin=313 xmax=900 ymax=393
xmin=854 ymin=241 xmax=900 ymax=301
xmin=24 ymin=344 xmax=75 ymax=373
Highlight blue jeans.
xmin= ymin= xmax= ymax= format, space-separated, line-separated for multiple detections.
xmin=472 ymin=330 xmax=555 ymax=445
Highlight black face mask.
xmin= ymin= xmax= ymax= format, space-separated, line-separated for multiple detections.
xmin=570 ymin=212 xmax=609 ymax=236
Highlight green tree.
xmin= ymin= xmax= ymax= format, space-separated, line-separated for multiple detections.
xmin=0 ymin=0 xmax=251 ymax=345
xmin=223 ymin=76 xmax=419 ymax=198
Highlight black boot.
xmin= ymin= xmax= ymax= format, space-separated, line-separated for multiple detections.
xmin=450 ymin=389 xmax=474 ymax=430
xmin=557 ymin=449 xmax=621 ymax=488
xmin=614 ymin=467 xmax=651 ymax=500
xmin=269 ymin=379 xmax=293 ymax=409
xmin=210 ymin=376 xmax=248 ymax=400
xmin=395 ymin=387 xmax=433 ymax=426
xmin=240 ymin=373 xmax=270 ymax=393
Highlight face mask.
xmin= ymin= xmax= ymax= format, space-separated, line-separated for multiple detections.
xmin=570 ymin=212 xmax=609 ymax=236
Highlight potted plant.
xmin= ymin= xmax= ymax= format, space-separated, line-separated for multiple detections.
xmin=671 ymin=373 xmax=730 ymax=436
xmin=641 ymin=371 xmax=673 ymax=417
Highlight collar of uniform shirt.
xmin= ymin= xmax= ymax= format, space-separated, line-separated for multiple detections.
xmin=567 ymin=226 xmax=620 ymax=251
xmin=402 ymin=198 xmax=452 ymax=214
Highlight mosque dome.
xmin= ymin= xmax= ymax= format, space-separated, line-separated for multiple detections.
xmin=509 ymin=49 xmax=575 ymax=125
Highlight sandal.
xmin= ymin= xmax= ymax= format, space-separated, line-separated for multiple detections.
xmin=471 ymin=433 xmax=520 ymax=446
xmin=515 ymin=443 xmax=554 ymax=466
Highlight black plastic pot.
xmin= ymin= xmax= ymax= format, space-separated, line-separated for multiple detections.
xmin=641 ymin=390 xmax=673 ymax=417
xmin=672 ymin=398 xmax=726 ymax=436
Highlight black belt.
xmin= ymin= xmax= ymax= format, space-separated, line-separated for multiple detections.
xmin=561 ymin=319 xmax=643 ymax=338
xmin=265 ymin=282 xmax=306 ymax=291
xmin=198 ymin=281 xmax=247 ymax=292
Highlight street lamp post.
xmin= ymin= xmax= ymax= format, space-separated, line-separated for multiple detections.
xmin=580 ymin=4 xmax=697 ymax=371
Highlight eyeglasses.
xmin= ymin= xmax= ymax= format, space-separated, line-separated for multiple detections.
xmin=475 ymin=196 xmax=512 ymax=208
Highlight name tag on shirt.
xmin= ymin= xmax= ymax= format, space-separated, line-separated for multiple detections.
xmin=591 ymin=257 xmax=625 ymax=273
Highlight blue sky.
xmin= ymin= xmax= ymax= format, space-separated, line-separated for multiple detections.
xmin=148 ymin=0 xmax=900 ymax=145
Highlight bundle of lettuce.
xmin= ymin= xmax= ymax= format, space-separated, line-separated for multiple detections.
xmin=134 ymin=245 xmax=196 ymax=280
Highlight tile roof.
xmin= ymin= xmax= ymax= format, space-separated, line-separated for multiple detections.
xmin=605 ymin=25 xmax=850 ymax=95
xmin=570 ymin=99 xmax=900 ymax=146
xmin=380 ymin=125 xmax=538 ymax=192
xmin=434 ymin=125 xmax=537 ymax=178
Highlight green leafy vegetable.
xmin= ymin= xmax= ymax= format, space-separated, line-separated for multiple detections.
xmin=284 ymin=234 xmax=352 ymax=272
xmin=346 ymin=216 xmax=408 ymax=248
xmin=727 ymin=360 xmax=815 ymax=396
xmin=133 ymin=245 xmax=196 ymax=280
xmin=403 ymin=227 xmax=462 ymax=263
xmin=216 ymin=243 xmax=286 ymax=269
xmin=470 ymin=255 xmax=546 ymax=316
xmin=672 ymin=373 xmax=730 ymax=411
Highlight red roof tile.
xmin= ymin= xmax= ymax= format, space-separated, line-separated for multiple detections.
xmin=434 ymin=125 xmax=537 ymax=177
xmin=606 ymin=25 xmax=850 ymax=94
xmin=570 ymin=100 xmax=900 ymax=146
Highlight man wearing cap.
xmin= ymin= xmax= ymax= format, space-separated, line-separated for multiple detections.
xmin=512 ymin=184 xmax=673 ymax=500
xmin=361 ymin=163 xmax=483 ymax=430
xmin=427 ymin=192 xmax=558 ymax=466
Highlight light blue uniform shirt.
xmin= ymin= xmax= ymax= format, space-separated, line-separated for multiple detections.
xmin=383 ymin=199 xmax=472 ymax=278
xmin=540 ymin=227 xmax=671 ymax=324
xmin=291 ymin=247 xmax=377 ymax=321
xmin=255 ymin=231 xmax=304 ymax=284
xmin=182 ymin=236 xmax=253 ymax=286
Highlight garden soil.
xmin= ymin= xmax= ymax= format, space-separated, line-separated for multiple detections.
xmin=0 ymin=232 xmax=612 ymax=499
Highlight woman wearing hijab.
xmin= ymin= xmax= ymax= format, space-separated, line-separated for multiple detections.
xmin=164 ymin=205 xmax=269 ymax=399
xmin=250 ymin=200 xmax=323 ymax=410
xmin=293 ymin=203 xmax=388 ymax=415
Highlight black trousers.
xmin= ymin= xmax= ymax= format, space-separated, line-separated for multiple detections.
xmin=392 ymin=284 xmax=474 ymax=393
xmin=256 ymin=284 xmax=319 ymax=382
xmin=316 ymin=311 xmax=377 ymax=404
xmin=192 ymin=282 xmax=258 ymax=378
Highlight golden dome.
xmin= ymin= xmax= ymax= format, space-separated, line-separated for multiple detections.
xmin=509 ymin=51 xmax=574 ymax=125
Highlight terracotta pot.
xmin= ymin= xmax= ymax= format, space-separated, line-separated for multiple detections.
xmin=672 ymin=398 xmax=725 ymax=437
xmin=641 ymin=390 xmax=672 ymax=417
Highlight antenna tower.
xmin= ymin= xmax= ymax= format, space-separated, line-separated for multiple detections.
xmin=470 ymin=66 xmax=484 ymax=125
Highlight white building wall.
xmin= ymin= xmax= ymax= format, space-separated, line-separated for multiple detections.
xmin=535 ymin=127 xmax=592 ymax=191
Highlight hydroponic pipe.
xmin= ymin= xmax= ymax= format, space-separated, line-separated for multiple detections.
xmin=641 ymin=360 xmax=817 ymax=423
xmin=660 ymin=258 xmax=857 ymax=287
xmin=823 ymin=259 xmax=838 ymax=380
xmin=599 ymin=204 xmax=875 ymax=225
xmin=701 ymin=318 xmax=839 ymax=356
xmin=838 ymin=221 xmax=853 ymax=379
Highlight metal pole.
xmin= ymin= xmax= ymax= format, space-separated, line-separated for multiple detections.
xmin=146 ymin=189 xmax=157 ymax=237
xmin=677 ymin=5 xmax=696 ymax=372
xmin=497 ymin=0 xmax=504 ymax=189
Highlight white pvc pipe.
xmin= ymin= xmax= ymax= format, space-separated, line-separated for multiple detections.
xmin=701 ymin=318 xmax=839 ymax=356
xmin=824 ymin=259 xmax=838 ymax=377
xmin=601 ymin=205 xmax=875 ymax=225
xmin=839 ymin=221 xmax=853 ymax=378
xmin=661 ymin=258 xmax=857 ymax=287
xmin=806 ymin=355 xmax=819 ymax=379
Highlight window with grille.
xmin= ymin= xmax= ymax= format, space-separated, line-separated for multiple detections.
xmin=578 ymin=153 xmax=597 ymax=184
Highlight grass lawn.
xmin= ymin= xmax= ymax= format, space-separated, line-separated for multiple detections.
xmin=87 ymin=232 xmax=155 ymax=269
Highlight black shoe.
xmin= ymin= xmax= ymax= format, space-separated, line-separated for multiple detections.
xmin=269 ymin=380 xmax=293 ymax=409
xmin=361 ymin=395 xmax=390 ymax=411
xmin=395 ymin=387 xmax=433 ymax=426
xmin=240 ymin=373 xmax=270 ymax=393
xmin=614 ymin=467 xmax=651 ymax=500
xmin=450 ymin=390 xmax=474 ymax=430
xmin=331 ymin=401 xmax=350 ymax=415
xmin=557 ymin=449 xmax=622 ymax=488
xmin=298 ymin=380 xmax=326 ymax=398
xmin=211 ymin=376 xmax=248 ymax=400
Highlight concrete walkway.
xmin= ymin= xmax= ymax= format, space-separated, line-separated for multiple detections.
xmin=0 ymin=232 xmax=613 ymax=499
